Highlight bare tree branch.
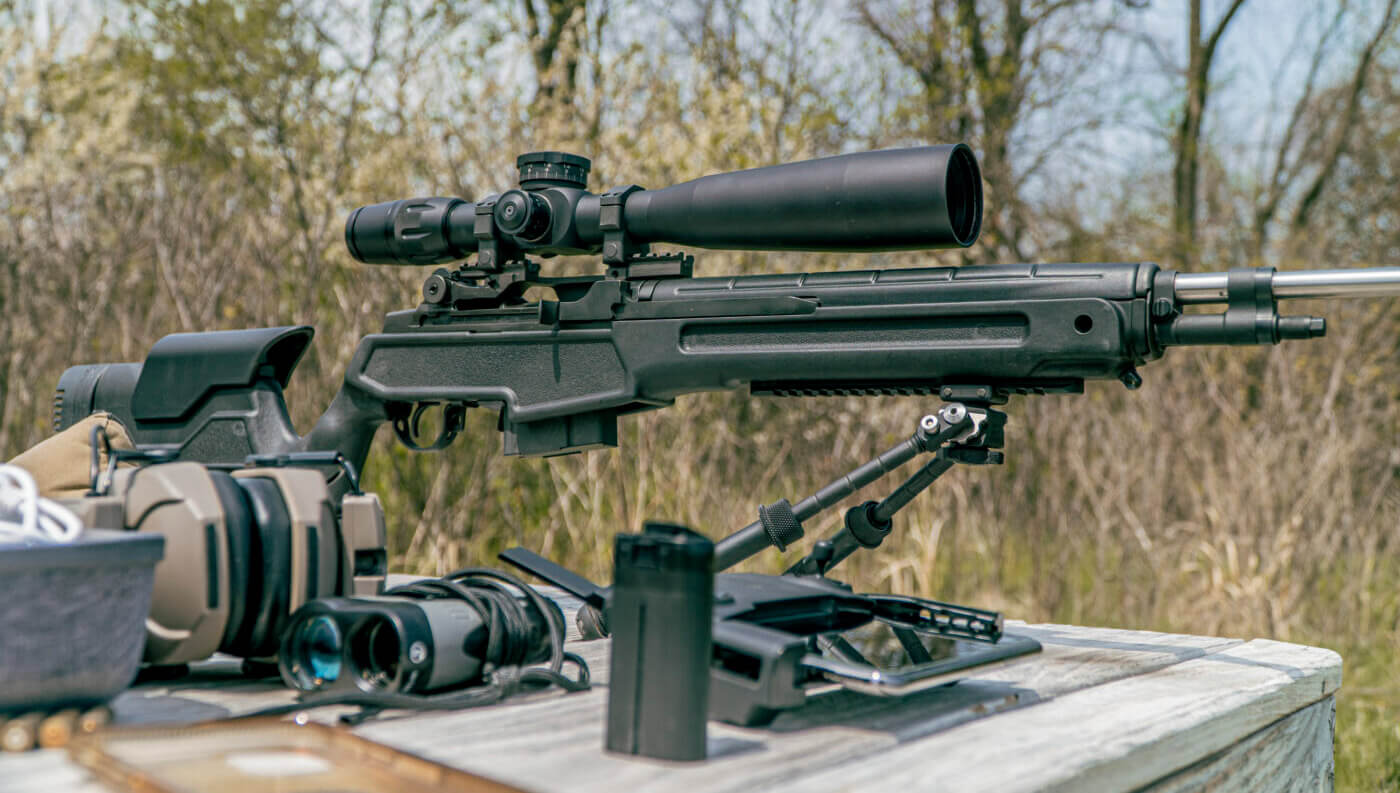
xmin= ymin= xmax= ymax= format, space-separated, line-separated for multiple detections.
xmin=1172 ymin=0 xmax=1248 ymax=268
xmin=1289 ymin=0 xmax=1400 ymax=233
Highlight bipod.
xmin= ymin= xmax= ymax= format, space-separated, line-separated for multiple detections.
xmin=712 ymin=399 xmax=1006 ymax=572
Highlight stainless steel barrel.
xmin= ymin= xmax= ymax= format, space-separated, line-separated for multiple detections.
xmin=1174 ymin=267 xmax=1400 ymax=304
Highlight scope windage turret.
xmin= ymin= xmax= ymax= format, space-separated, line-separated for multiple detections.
xmin=344 ymin=144 xmax=983 ymax=266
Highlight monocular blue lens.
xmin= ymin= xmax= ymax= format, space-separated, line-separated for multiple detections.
xmin=303 ymin=616 xmax=343 ymax=683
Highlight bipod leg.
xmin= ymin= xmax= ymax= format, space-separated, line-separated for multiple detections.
xmin=785 ymin=429 xmax=1005 ymax=578
xmin=785 ymin=450 xmax=956 ymax=576
xmin=713 ymin=404 xmax=980 ymax=571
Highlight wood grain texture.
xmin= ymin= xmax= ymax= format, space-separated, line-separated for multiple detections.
xmin=1143 ymin=697 xmax=1336 ymax=793
xmin=346 ymin=624 xmax=1316 ymax=793
xmin=0 ymin=586 xmax=1340 ymax=793
xmin=0 ymin=749 xmax=111 ymax=793
xmin=778 ymin=639 xmax=1340 ymax=793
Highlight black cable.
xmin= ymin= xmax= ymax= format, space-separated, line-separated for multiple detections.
xmin=247 ymin=568 xmax=590 ymax=723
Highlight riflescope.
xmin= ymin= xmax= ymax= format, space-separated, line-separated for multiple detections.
xmin=344 ymin=144 xmax=982 ymax=266
xmin=279 ymin=572 xmax=563 ymax=695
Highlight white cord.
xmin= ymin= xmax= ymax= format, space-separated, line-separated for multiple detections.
xmin=0 ymin=464 xmax=84 ymax=543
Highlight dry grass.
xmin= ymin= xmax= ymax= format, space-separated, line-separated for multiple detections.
xmin=3 ymin=14 xmax=1398 ymax=786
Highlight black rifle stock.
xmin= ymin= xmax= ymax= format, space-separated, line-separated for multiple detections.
xmin=53 ymin=146 xmax=1400 ymax=503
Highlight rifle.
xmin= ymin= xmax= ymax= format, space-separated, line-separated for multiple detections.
xmin=54 ymin=144 xmax=1400 ymax=572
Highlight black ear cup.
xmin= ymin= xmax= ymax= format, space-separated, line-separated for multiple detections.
xmin=229 ymin=476 xmax=293 ymax=659
xmin=207 ymin=471 xmax=252 ymax=653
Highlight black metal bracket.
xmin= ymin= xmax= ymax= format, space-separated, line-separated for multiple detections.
xmin=599 ymin=184 xmax=648 ymax=265
xmin=605 ymin=251 xmax=694 ymax=282
xmin=1156 ymin=267 xmax=1325 ymax=345
xmin=418 ymin=260 xmax=541 ymax=313
xmin=472 ymin=196 xmax=510 ymax=271
xmin=243 ymin=450 xmax=365 ymax=495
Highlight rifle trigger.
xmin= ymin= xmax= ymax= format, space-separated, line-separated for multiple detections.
xmin=392 ymin=402 xmax=468 ymax=451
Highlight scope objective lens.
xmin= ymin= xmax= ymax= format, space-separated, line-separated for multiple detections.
xmin=293 ymin=615 xmax=343 ymax=688
xmin=352 ymin=616 xmax=401 ymax=690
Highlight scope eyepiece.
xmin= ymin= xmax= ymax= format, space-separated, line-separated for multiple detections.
xmin=345 ymin=197 xmax=477 ymax=266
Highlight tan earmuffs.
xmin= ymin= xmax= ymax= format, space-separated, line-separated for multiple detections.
xmin=8 ymin=412 xmax=136 ymax=499
xmin=8 ymin=414 xmax=388 ymax=666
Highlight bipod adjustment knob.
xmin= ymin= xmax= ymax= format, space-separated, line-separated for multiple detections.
xmin=844 ymin=501 xmax=893 ymax=550
xmin=758 ymin=498 xmax=803 ymax=551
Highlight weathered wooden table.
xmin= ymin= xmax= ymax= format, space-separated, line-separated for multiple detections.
xmin=2 ymin=588 xmax=1341 ymax=793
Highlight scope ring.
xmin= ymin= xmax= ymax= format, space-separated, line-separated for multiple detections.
xmin=393 ymin=402 xmax=468 ymax=452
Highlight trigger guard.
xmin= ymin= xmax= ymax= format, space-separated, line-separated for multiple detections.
xmin=392 ymin=402 xmax=468 ymax=452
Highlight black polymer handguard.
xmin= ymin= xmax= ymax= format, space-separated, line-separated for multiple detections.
xmin=326 ymin=261 xmax=1159 ymax=461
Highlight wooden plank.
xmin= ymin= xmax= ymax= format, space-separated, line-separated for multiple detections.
xmin=774 ymin=639 xmax=1340 ymax=793
xmin=102 ymin=609 xmax=1240 ymax=727
xmin=0 ymin=749 xmax=112 ymax=793
xmin=1 ymin=584 xmax=1331 ymax=793
xmin=347 ymin=625 xmax=1250 ymax=793
xmin=1143 ymin=696 xmax=1335 ymax=793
